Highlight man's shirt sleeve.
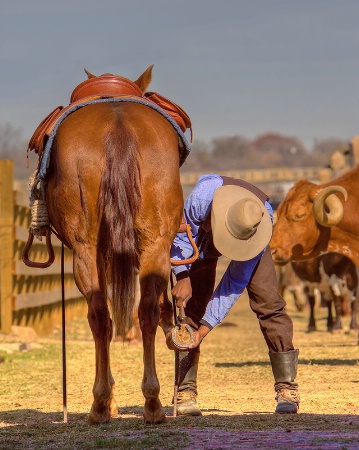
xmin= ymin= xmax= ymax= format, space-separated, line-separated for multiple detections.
xmin=200 ymin=251 xmax=263 ymax=328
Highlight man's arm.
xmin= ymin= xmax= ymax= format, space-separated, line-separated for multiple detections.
xmin=201 ymin=252 xmax=263 ymax=328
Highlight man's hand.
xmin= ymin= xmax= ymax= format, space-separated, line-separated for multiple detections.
xmin=188 ymin=324 xmax=211 ymax=349
xmin=171 ymin=277 xmax=192 ymax=307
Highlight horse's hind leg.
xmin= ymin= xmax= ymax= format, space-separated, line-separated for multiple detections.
xmin=138 ymin=245 xmax=170 ymax=424
xmin=73 ymin=250 xmax=118 ymax=424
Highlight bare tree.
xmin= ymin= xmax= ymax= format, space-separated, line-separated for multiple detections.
xmin=0 ymin=123 xmax=36 ymax=179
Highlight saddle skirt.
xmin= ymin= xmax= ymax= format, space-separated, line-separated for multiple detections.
xmin=28 ymin=74 xmax=193 ymax=157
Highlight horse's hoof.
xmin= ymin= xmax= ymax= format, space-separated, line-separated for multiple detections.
xmin=165 ymin=330 xmax=176 ymax=351
xmin=143 ymin=398 xmax=166 ymax=424
xmin=88 ymin=414 xmax=111 ymax=425
xmin=143 ymin=412 xmax=167 ymax=424
xmin=88 ymin=405 xmax=111 ymax=424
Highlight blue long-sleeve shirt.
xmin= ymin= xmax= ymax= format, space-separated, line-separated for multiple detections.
xmin=170 ymin=174 xmax=273 ymax=329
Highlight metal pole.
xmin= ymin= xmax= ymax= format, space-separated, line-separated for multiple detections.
xmin=173 ymin=350 xmax=179 ymax=417
xmin=61 ymin=243 xmax=68 ymax=423
xmin=170 ymin=272 xmax=179 ymax=417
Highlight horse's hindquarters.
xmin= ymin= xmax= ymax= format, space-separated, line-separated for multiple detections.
xmin=45 ymin=100 xmax=184 ymax=424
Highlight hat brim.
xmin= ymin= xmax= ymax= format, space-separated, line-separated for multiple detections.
xmin=211 ymin=185 xmax=272 ymax=261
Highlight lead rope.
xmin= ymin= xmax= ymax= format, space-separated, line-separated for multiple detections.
xmin=28 ymin=171 xmax=50 ymax=238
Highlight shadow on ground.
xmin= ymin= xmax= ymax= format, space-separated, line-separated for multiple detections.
xmin=1 ymin=407 xmax=359 ymax=450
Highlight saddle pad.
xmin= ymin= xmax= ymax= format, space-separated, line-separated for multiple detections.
xmin=145 ymin=92 xmax=193 ymax=140
xmin=36 ymin=96 xmax=191 ymax=181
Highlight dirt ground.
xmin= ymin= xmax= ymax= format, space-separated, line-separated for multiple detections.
xmin=0 ymin=282 xmax=359 ymax=449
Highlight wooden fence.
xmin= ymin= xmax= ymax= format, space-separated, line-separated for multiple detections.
xmin=0 ymin=159 xmax=341 ymax=337
xmin=0 ymin=160 xmax=86 ymax=336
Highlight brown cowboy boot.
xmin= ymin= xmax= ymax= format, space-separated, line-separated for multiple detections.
xmin=269 ymin=349 xmax=300 ymax=414
xmin=176 ymin=348 xmax=202 ymax=416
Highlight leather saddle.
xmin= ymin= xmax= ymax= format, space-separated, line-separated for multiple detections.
xmin=28 ymin=74 xmax=193 ymax=157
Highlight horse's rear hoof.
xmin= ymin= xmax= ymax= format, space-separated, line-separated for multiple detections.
xmin=88 ymin=414 xmax=111 ymax=425
xmin=88 ymin=405 xmax=111 ymax=424
xmin=144 ymin=413 xmax=167 ymax=425
xmin=143 ymin=399 xmax=166 ymax=424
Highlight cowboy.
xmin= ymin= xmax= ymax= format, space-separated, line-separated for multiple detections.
xmin=167 ymin=174 xmax=300 ymax=416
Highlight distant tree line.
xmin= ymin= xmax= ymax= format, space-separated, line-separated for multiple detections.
xmin=182 ymin=132 xmax=349 ymax=173
xmin=0 ymin=123 xmax=350 ymax=179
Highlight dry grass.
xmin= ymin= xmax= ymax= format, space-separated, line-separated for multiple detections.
xmin=1 ymin=267 xmax=359 ymax=448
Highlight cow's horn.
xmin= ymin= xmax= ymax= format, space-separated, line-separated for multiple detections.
xmin=313 ymin=185 xmax=348 ymax=226
xmin=84 ymin=69 xmax=96 ymax=79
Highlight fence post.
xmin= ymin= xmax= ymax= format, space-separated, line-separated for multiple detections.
xmin=0 ymin=160 xmax=14 ymax=333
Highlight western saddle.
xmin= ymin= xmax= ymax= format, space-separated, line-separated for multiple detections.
xmin=28 ymin=73 xmax=193 ymax=157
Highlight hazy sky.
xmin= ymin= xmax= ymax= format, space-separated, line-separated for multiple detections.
xmin=1 ymin=0 xmax=359 ymax=148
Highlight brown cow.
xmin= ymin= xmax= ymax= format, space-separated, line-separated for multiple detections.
xmin=270 ymin=166 xmax=359 ymax=342
xmin=270 ymin=165 xmax=359 ymax=266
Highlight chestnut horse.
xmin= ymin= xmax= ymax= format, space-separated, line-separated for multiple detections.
xmin=45 ymin=66 xmax=185 ymax=424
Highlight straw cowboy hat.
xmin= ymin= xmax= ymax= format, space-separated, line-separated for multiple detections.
xmin=211 ymin=185 xmax=272 ymax=261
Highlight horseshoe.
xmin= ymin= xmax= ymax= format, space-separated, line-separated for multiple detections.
xmin=170 ymin=305 xmax=196 ymax=351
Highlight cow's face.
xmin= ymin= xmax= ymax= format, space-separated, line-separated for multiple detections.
xmin=270 ymin=180 xmax=329 ymax=264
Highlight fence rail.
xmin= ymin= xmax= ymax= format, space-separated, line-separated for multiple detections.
xmin=180 ymin=166 xmax=329 ymax=187
xmin=0 ymin=161 xmax=85 ymax=335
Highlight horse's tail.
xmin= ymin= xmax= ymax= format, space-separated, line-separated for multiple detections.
xmin=98 ymin=124 xmax=141 ymax=338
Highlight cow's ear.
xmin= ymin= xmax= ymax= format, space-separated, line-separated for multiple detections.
xmin=309 ymin=187 xmax=319 ymax=202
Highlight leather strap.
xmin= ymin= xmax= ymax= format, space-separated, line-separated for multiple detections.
xmin=221 ymin=176 xmax=269 ymax=204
